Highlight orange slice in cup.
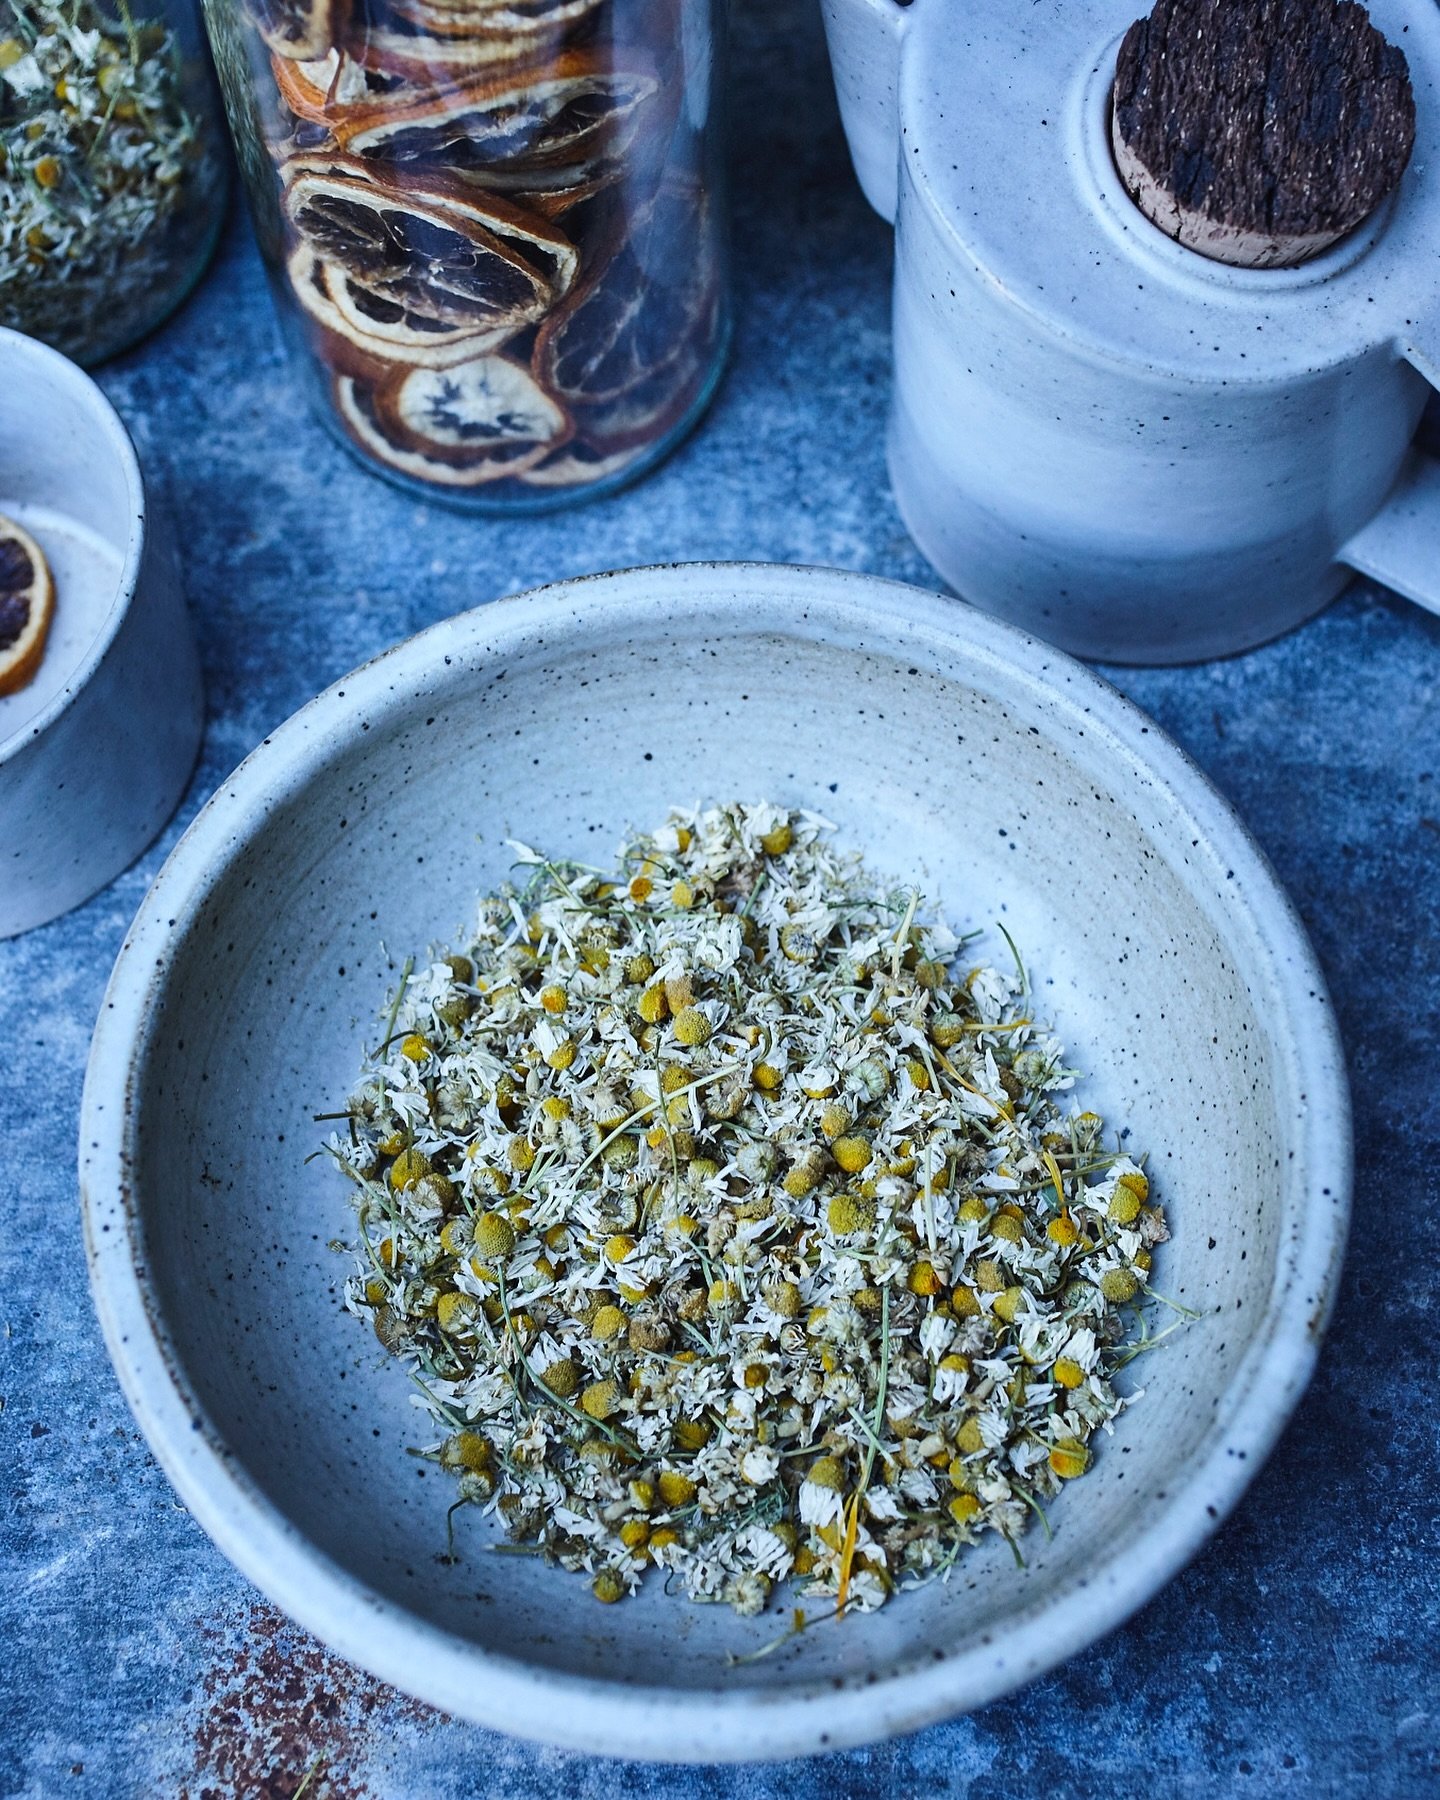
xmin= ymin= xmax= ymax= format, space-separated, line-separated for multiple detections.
xmin=0 ymin=514 xmax=56 ymax=699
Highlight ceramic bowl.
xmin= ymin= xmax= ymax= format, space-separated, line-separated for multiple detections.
xmin=0 ymin=327 xmax=203 ymax=937
xmin=80 ymin=563 xmax=1350 ymax=1760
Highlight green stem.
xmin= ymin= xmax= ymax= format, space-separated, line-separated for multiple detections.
xmin=374 ymin=956 xmax=414 ymax=1059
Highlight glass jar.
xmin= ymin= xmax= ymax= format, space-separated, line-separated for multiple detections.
xmin=204 ymin=0 xmax=730 ymax=509
xmin=0 ymin=0 xmax=228 ymax=366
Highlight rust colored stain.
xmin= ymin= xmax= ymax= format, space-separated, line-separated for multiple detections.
xmin=183 ymin=1603 xmax=441 ymax=1800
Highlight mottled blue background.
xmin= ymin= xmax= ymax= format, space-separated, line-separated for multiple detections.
xmin=3 ymin=0 xmax=1439 ymax=1792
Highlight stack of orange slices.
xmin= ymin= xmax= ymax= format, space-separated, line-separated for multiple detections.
xmin=247 ymin=0 xmax=724 ymax=493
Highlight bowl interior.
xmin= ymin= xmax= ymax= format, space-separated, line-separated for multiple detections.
xmin=0 ymin=332 xmax=137 ymax=747
xmin=100 ymin=568 xmax=1340 ymax=1738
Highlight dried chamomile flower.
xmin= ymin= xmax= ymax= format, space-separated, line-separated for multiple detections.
xmin=1 ymin=0 xmax=222 ymax=362
xmin=329 ymin=804 xmax=1172 ymax=1620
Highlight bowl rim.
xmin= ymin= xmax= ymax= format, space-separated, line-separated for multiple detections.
xmin=0 ymin=325 xmax=147 ymax=766
xmin=79 ymin=562 xmax=1352 ymax=1761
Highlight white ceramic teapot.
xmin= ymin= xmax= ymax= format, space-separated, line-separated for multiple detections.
xmin=822 ymin=0 xmax=1440 ymax=663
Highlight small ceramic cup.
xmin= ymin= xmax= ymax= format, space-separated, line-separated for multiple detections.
xmin=0 ymin=329 xmax=203 ymax=937
xmin=822 ymin=0 xmax=1440 ymax=663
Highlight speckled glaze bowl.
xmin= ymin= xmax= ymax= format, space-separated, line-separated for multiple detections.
xmin=80 ymin=564 xmax=1350 ymax=1760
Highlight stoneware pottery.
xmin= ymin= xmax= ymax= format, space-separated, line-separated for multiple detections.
xmin=80 ymin=563 xmax=1351 ymax=1759
xmin=821 ymin=0 xmax=1440 ymax=664
xmin=0 ymin=328 xmax=203 ymax=937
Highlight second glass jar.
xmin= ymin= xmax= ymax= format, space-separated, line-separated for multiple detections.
xmin=206 ymin=0 xmax=730 ymax=508
xmin=1 ymin=0 xmax=227 ymax=366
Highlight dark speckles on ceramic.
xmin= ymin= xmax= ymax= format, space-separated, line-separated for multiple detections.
xmin=78 ymin=563 xmax=1351 ymax=1762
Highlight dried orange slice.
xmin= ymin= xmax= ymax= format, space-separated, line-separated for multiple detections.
xmin=534 ymin=180 xmax=713 ymax=407
xmin=332 ymin=54 xmax=663 ymax=187
xmin=340 ymin=3 xmax=606 ymax=106
xmin=517 ymin=436 xmax=647 ymax=488
xmin=272 ymin=47 xmax=409 ymax=123
xmin=336 ymin=361 xmax=569 ymax=483
xmin=271 ymin=0 xmax=674 ymax=111
xmin=273 ymin=45 xmax=610 ymax=140
xmin=570 ymin=281 xmax=721 ymax=452
xmin=281 ymin=156 xmax=579 ymax=334
xmin=573 ymin=332 xmax=704 ymax=452
xmin=382 ymin=0 xmax=606 ymax=40
xmin=350 ymin=18 xmax=559 ymax=84
xmin=248 ymin=0 xmax=346 ymax=61
xmin=275 ymin=54 xmax=640 ymax=214
xmin=515 ymin=163 xmax=620 ymax=217
xmin=286 ymin=241 xmax=519 ymax=368
xmin=519 ymin=281 xmax=718 ymax=485
xmin=352 ymin=0 xmax=677 ymax=88
xmin=374 ymin=353 xmax=570 ymax=459
xmin=0 ymin=514 xmax=55 ymax=699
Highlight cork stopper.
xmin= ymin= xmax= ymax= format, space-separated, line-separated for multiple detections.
xmin=1112 ymin=0 xmax=1416 ymax=269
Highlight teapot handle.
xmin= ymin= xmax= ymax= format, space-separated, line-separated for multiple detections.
xmin=1338 ymin=335 xmax=1440 ymax=616
xmin=820 ymin=0 xmax=913 ymax=225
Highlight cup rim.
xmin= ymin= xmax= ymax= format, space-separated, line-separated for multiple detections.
xmin=0 ymin=326 xmax=147 ymax=765
xmin=78 ymin=562 xmax=1353 ymax=1760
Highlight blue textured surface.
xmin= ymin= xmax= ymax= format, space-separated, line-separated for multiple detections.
xmin=3 ymin=0 xmax=1439 ymax=1792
